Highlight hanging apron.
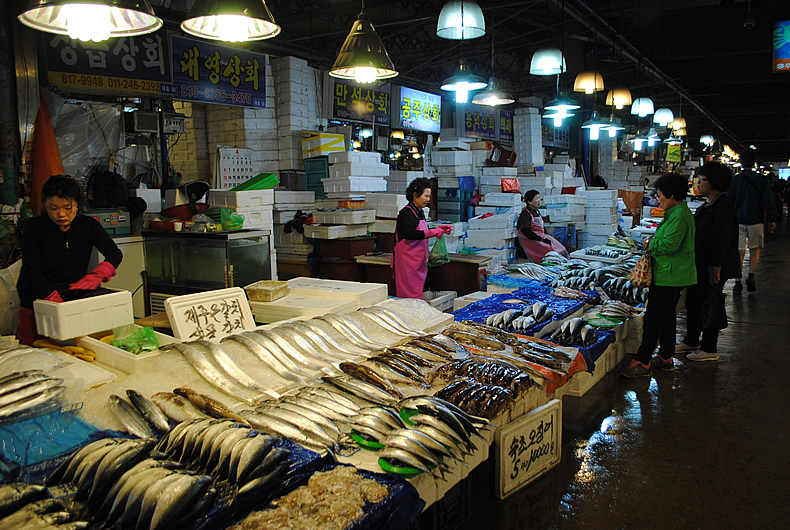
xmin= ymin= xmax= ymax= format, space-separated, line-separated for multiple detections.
xmin=517 ymin=210 xmax=568 ymax=263
xmin=392 ymin=205 xmax=429 ymax=298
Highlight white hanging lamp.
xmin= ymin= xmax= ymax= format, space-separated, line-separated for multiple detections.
xmin=472 ymin=16 xmax=514 ymax=107
xmin=602 ymin=115 xmax=625 ymax=137
xmin=181 ymin=0 xmax=280 ymax=42
xmin=436 ymin=1 xmax=485 ymax=40
xmin=631 ymin=97 xmax=655 ymax=117
xmin=329 ymin=0 xmax=398 ymax=83
xmin=530 ymin=48 xmax=566 ymax=76
xmin=441 ymin=58 xmax=487 ymax=103
xmin=700 ymin=134 xmax=715 ymax=146
xmin=653 ymin=108 xmax=674 ymax=127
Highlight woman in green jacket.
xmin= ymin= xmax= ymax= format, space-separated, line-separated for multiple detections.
xmin=621 ymin=173 xmax=696 ymax=378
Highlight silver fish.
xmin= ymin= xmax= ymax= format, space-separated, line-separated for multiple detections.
xmin=94 ymin=458 xmax=173 ymax=522
xmin=0 ymin=369 xmax=44 ymax=387
xmin=195 ymin=420 xmax=239 ymax=469
xmin=234 ymin=434 xmax=277 ymax=486
xmin=87 ymin=439 xmax=154 ymax=505
xmin=322 ymin=375 xmax=400 ymax=405
xmin=380 ymin=434 xmax=449 ymax=472
xmin=294 ymin=386 xmax=360 ymax=413
xmin=214 ymin=429 xmax=256 ymax=478
xmin=108 ymin=395 xmax=155 ymax=439
xmin=106 ymin=466 xmax=176 ymax=525
xmin=315 ymin=314 xmax=387 ymax=350
xmin=379 ymin=446 xmax=439 ymax=478
xmin=259 ymin=401 xmax=342 ymax=440
xmin=150 ymin=474 xmax=212 ymax=530
xmin=126 ymin=390 xmax=170 ymax=433
xmin=221 ymin=333 xmax=305 ymax=384
xmin=278 ymin=322 xmax=350 ymax=362
xmin=237 ymin=460 xmax=290 ymax=496
xmin=239 ymin=331 xmax=313 ymax=377
xmin=388 ymin=428 xmax=458 ymax=461
xmin=242 ymin=412 xmax=331 ymax=452
xmin=297 ymin=319 xmax=370 ymax=356
xmin=133 ymin=472 xmax=186 ymax=529
xmin=366 ymin=306 xmax=424 ymax=335
xmin=281 ymin=395 xmax=355 ymax=423
xmin=194 ymin=340 xmax=270 ymax=397
xmin=202 ymin=423 xmax=251 ymax=471
xmin=0 ymin=372 xmax=51 ymax=398
xmin=355 ymin=310 xmax=415 ymax=337
xmin=253 ymin=329 xmax=328 ymax=372
xmin=269 ymin=326 xmax=338 ymax=365
xmin=0 ymin=385 xmax=66 ymax=420
xmin=251 ymin=407 xmax=335 ymax=446
xmin=73 ymin=443 xmax=120 ymax=492
xmin=165 ymin=343 xmax=258 ymax=404
xmin=152 ymin=393 xmax=211 ymax=423
xmin=46 ymin=438 xmax=119 ymax=486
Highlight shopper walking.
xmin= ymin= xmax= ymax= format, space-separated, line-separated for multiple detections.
xmin=676 ymin=163 xmax=740 ymax=362
xmin=726 ymin=150 xmax=777 ymax=294
xmin=517 ymin=190 xmax=569 ymax=263
xmin=392 ymin=178 xmax=452 ymax=298
xmin=621 ymin=173 xmax=696 ymax=378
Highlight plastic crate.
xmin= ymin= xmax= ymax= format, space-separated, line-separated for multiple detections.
xmin=34 ymin=289 xmax=134 ymax=340
xmin=244 ymin=280 xmax=290 ymax=302
xmin=208 ymin=189 xmax=274 ymax=209
xmin=76 ymin=327 xmax=177 ymax=374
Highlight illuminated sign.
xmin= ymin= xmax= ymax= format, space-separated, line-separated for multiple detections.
xmin=460 ymin=104 xmax=497 ymax=139
xmin=170 ymin=36 xmax=266 ymax=107
xmin=773 ymin=20 xmax=790 ymax=72
xmin=45 ymin=29 xmax=170 ymax=95
xmin=331 ymin=80 xmax=391 ymax=125
xmin=399 ymin=86 xmax=441 ymax=133
xmin=541 ymin=122 xmax=570 ymax=149
xmin=498 ymin=109 xmax=514 ymax=142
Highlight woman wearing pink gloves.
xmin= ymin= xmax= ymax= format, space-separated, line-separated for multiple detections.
xmin=17 ymin=175 xmax=123 ymax=345
xmin=392 ymin=178 xmax=452 ymax=298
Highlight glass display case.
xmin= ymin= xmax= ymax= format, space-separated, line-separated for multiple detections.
xmin=143 ymin=230 xmax=273 ymax=311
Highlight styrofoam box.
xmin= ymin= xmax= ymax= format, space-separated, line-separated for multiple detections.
xmin=370 ymin=219 xmax=396 ymax=232
xmin=585 ymin=214 xmax=619 ymax=225
xmin=480 ymin=193 xmax=522 ymax=207
xmin=481 ymin=167 xmax=518 ymax=177
xmin=303 ymin=223 xmax=371 ymax=239
xmin=434 ymin=165 xmax=473 ymax=176
xmin=546 ymin=203 xmax=585 ymax=216
xmin=275 ymin=190 xmax=315 ymax=204
xmin=388 ymin=170 xmax=423 ymax=182
xmin=479 ymin=176 xmax=506 ymax=186
xmin=423 ymin=290 xmax=457 ymax=312
xmin=321 ymin=177 xmax=387 ymax=193
xmin=428 ymin=234 xmax=464 ymax=254
xmin=434 ymin=141 xmax=470 ymax=151
xmin=77 ymin=327 xmax=178 ymax=374
xmin=465 ymin=236 xmax=517 ymax=249
xmin=474 ymin=205 xmax=521 ymax=216
xmin=364 ymin=193 xmax=407 ymax=208
xmin=275 ymin=244 xmax=313 ymax=257
xmin=371 ymin=206 xmax=399 ymax=219
xmin=453 ymin=290 xmax=493 ymax=311
xmin=313 ymin=209 xmax=376 ymax=224
xmin=209 ymin=189 xmax=274 ymax=209
xmin=273 ymin=210 xmax=307 ymax=224
xmin=467 ymin=227 xmax=518 ymax=240
xmin=429 ymin=221 xmax=467 ymax=236
xmin=479 ymin=184 xmax=501 ymax=196
xmin=287 ymin=277 xmax=387 ymax=308
xmin=328 ymin=162 xmax=389 ymax=179
xmin=543 ymin=194 xmax=586 ymax=205
xmin=34 ymin=289 xmax=134 ymax=340
xmin=566 ymin=344 xmax=616 ymax=397
xmin=274 ymin=225 xmax=307 ymax=246
xmin=472 ymin=247 xmax=517 ymax=261
xmin=250 ymin=295 xmax=356 ymax=323
xmin=432 ymin=150 xmax=473 ymax=166
xmin=328 ymin=151 xmax=381 ymax=165
xmin=584 ymin=223 xmax=617 ymax=235
xmin=165 ymin=287 xmax=256 ymax=341
xmin=468 ymin=213 xmax=517 ymax=230
xmin=131 ymin=189 xmax=162 ymax=213
xmin=586 ymin=204 xmax=618 ymax=214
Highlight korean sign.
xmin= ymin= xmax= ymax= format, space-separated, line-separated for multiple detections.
xmin=542 ymin=121 xmax=570 ymax=149
xmin=496 ymin=399 xmax=562 ymax=499
xmin=165 ymin=287 xmax=254 ymax=342
xmin=170 ymin=35 xmax=267 ymax=108
xmin=399 ymin=86 xmax=441 ymax=133
xmin=459 ymin=104 xmax=497 ymax=139
xmin=773 ymin=21 xmax=790 ymax=72
xmin=331 ymin=80 xmax=391 ymax=125
xmin=45 ymin=29 xmax=170 ymax=95
xmin=498 ymin=109 xmax=514 ymax=142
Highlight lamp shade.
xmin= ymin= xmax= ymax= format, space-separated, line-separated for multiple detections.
xmin=544 ymin=94 xmax=580 ymax=113
xmin=530 ymin=48 xmax=566 ymax=75
xmin=573 ymin=71 xmax=604 ymax=94
xmin=700 ymin=134 xmax=715 ymax=146
xmin=671 ymin=117 xmax=687 ymax=130
xmin=602 ymin=116 xmax=625 ymax=137
xmin=472 ymin=77 xmax=515 ymax=106
xmin=653 ymin=108 xmax=674 ymax=126
xmin=390 ymin=130 xmax=405 ymax=139
xmin=329 ymin=6 xmax=398 ymax=84
xmin=675 ymin=127 xmax=687 ymax=136
xmin=664 ymin=132 xmax=682 ymax=145
xmin=181 ymin=0 xmax=280 ymax=42
xmin=19 ymin=0 xmax=162 ymax=41
xmin=441 ymin=59 xmax=486 ymax=103
xmin=631 ymin=97 xmax=655 ymax=117
xmin=436 ymin=1 xmax=485 ymax=40
xmin=605 ymin=88 xmax=632 ymax=109
xmin=581 ymin=111 xmax=607 ymax=140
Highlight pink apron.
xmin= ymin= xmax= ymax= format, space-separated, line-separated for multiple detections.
xmin=517 ymin=210 xmax=568 ymax=263
xmin=392 ymin=205 xmax=429 ymax=298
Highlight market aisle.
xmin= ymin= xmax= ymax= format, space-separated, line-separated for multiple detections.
xmin=460 ymin=223 xmax=790 ymax=529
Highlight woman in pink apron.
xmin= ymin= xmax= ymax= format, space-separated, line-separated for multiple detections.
xmin=517 ymin=189 xmax=569 ymax=263
xmin=392 ymin=178 xmax=452 ymax=298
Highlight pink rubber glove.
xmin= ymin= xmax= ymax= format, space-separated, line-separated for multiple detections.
xmin=437 ymin=225 xmax=454 ymax=235
xmin=44 ymin=290 xmax=64 ymax=303
xmin=425 ymin=227 xmax=445 ymax=239
xmin=69 ymin=262 xmax=116 ymax=291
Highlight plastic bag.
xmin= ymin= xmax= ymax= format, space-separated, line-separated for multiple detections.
xmin=700 ymin=288 xmax=728 ymax=330
xmin=628 ymin=252 xmax=653 ymax=288
xmin=110 ymin=326 xmax=160 ymax=355
xmin=501 ymin=178 xmax=521 ymax=193
xmin=428 ymin=236 xmax=450 ymax=267
xmin=220 ymin=208 xmax=245 ymax=231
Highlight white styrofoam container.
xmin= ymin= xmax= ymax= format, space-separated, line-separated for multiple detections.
xmin=466 ymin=227 xmax=518 ymax=240
xmin=274 ymin=225 xmax=308 ymax=246
xmin=474 ymin=205 xmax=521 ymax=217
xmin=471 ymin=247 xmax=517 ymax=261
xmin=250 ymin=295 xmax=356 ymax=323
xmin=273 ymin=210 xmax=309 ymax=224
xmin=584 ymin=223 xmax=617 ymax=235
xmin=364 ymin=193 xmax=408 ymax=208
xmin=274 ymin=190 xmax=315 ymax=204
xmin=585 ymin=213 xmax=620 ymax=224
xmin=480 ymin=193 xmax=522 ymax=207
xmin=434 ymin=140 xmax=470 ymax=151
xmin=580 ymin=189 xmax=618 ymax=200
xmin=313 ymin=209 xmax=376 ymax=224
xmin=388 ymin=170 xmax=423 ymax=181
xmin=428 ymin=234 xmax=463 ymax=254
xmin=586 ymin=204 xmax=618 ymax=214
xmin=546 ymin=203 xmax=585 ymax=217
xmin=481 ymin=167 xmax=518 ymax=176
xmin=370 ymin=219 xmax=396 ymax=232
xmin=131 ymin=189 xmax=162 ymax=213
xmin=321 ymin=177 xmax=387 ymax=194
xmin=209 ymin=189 xmax=274 ymax=209
xmin=287 ymin=277 xmax=387 ymax=308
xmin=34 ymin=289 xmax=134 ymax=340
xmin=543 ymin=194 xmax=587 ymax=205
xmin=434 ymin=164 xmax=473 ymax=176
xmin=328 ymin=162 xmax=389 ymax=179
xmin=76 ymin=327 xmax=178 ymax=374
xmin=328 ymin=151 xmax=381 ymax=165
xmin=432 ymin=150 xmax=473 ymax=166
xmin=370 ymin=206 xmax=398 ymax=219
xmin=452 ymin=291 xmax=493 ymax=311
xmin=303 ymin=224 xmax=371 ymax=239
xmin=423 ymin=290 xmax=457 ymax=312
xmin=468 ymin=213 xmax=518 ymax=230
xmin=465 ymin=236 xmax=517 ymax=249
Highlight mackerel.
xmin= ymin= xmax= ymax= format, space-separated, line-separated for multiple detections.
xmin=214 ymin=429 xmax=255 ymax=478
xmin=195 ymin=420 xmax=240 ymax=469
xmin=108 ymin=395 xmax=155 ymax=439
xmin=238 ymin=460 xmax=290 ymax=496
xmin=0 ymin=373 xmax=51 ymax=398
xmin=105 ymin=466 xmax=176 ymax=525
xmin=380 ymin=433 xmax=449 ymax=471
xmin=253 ymin=407 xmax=335 ymax=446
xmin=46 ymin=438 xmax=118 ymax=486
xmin=126 ymin=389 xmax=170 ymax=433
xmin=132 ymin=473 xmax=186 ymax=529
xmin=234 ymin=434 xmax=278 ymax=486
xmin=203 ymin=423 xmax=251 ymax=472
xmin=322 ymin=375 xmax=399 ymax=406
xmin=258 ymin=401 xmax=342 ymax=440
xmin=242 ymin=411 xmax=331 ymax=451
xmin=165 ymin=343 xmax=258 ymax=404
xmin=339 ymin=361 xmax=404 ymax=399
xmin=0 ymin=369 xmax=44 ymax=388
xmin=174 ymin=386 xmax=248 ymax=423
xmin=152 ymin=392 xmax=211 ymax=423
xmin=87 ymin=438 xmax=155 ymax=505
xmin=0 ymin=483 xmax=46 ymax=519
xmin=72 ymin=443 xmax=119 ymax=492
xmin=150 ymin=474 xmax=212 ymax=530
xmin=0 ymin=385 xmax=65 ymax=419
xmin=379 ymin=446 xmax=439 ymax=478
xmin=280 ymin=395 xmax=355 ymax=423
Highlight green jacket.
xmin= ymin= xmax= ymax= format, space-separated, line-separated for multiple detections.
xmin=650 ymin=202 xmax=696 ymax=287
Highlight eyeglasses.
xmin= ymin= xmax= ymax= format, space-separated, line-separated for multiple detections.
xmin=698 ymin=177 xmax=709 ymax=182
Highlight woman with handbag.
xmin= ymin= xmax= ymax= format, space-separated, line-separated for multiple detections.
xmin=621 ymin=173 xmax=696 ymax=378
xmin=676 ymin=162 xmax=740 ymax=361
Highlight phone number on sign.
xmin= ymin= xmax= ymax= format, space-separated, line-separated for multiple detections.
xmin=181 ymin=85 xmax=253 ymax=105
xmin=58 ymin=74 xmax=160 ymax=93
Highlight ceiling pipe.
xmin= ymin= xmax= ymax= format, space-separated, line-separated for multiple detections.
xmin=552 ymin=0 xmax=748 ymax=153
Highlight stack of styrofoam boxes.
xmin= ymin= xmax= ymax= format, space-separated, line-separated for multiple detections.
xmin=627 ymin=164 xmax=648 ymax=189
xmin=170 ymin=101 xmax=210 ymax=183
xmin=208 ymin=188 xmax=274 ymax=232
xmin=579 ymin=189 xmax=619 ymax=247
xmin=322 ymin=151 xmax=388 ymax=201
xmin=542 ymin=194 xmax=586 ymax=231
xmin=515 ymin=164 xmax=551 ymax=197
xmin=427 ymin=221 xmax=467 ymax=254
xmin=433 ymin=142 xmax=475 ymax=222
xmin=272 ymin=56 xmax=321 ymax=171
xmin=273 ymin=190 xmax=315 ymax=262
xmin=364 ymin=193 xmax=407 ymax=220
xmin=514 ymin=107 xmax=544 ymax=167
xmin=479 ymin=166 xmax=518 ymax=195
xmin=464 ymin=212 xmax=519 ymax=263
xmin=539 ymin=163 xmax=573 ymax=194
xmin=597 ymin=136 xmax=618 ymax=187
xmin=387 ymin=170 xmax=421 ymax=194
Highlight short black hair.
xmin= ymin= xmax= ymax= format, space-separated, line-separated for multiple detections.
xmin=41 ymin=174 xmax=83 ymax=209
xmin=524 ymin=189 xmax=540 ymax=202
xmin=739 ymin=149 xmax=756 ymax=169
xmin=406 ymin=177 xmax=432 ymax=202
xmin=654 ymin=172 xmax=688 ymax=201
xmin=698 ymin=162 xmax=732 ymax=192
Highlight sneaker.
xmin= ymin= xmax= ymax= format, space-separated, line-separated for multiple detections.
xmin=733 ymin=281 xmax=743 ymax=295
xmin=651 ymin=355 xmax=675 ymax=372
xmin=686 ymin=350 xmax=720 ymax=362
xmin=620 ymin=360 xmax=652 ymax=378
xmin=675 ymin=341 xmax=699 ymax=353
xmin=746 ymin=275 xmax=756 ymax=292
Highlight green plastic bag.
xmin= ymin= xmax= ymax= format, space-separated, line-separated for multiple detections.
xmin=220 ymin=208 xmax=245 ymax=231
xmin=428 ymin=236 xmax=450 ymax=267
xmin=111 ymin=326 xmax=160 ymax=355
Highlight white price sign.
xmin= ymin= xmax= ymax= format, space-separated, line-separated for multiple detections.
xmin=496 ymin=399 xmax=562 ymax=499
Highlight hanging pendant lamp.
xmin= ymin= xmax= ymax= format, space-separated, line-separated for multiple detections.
xmin=700 ymin=134 xmax=715 ymax=146
xmin=652 ymin=108 xmax=674 ymax=127
xmin=671 ymin=117 xmax=687 ymax=130
xmin=631 ymin=97 xmax=655 ymax=117
xmin=581 ymin=111 xmax=607 ymax=140
xmin=436 ymin=1 xmax=485 ymax=40
xmin=530 ymin=48 xmax=566 ymax=75
xmin=664 ymin=132 xmax=682 ymax=145
xmin=542 ymin=93 xmax=580 ymax=126
xmin=602 ymin=115 xmax=625 ymax=137
xmin=629 ymin=132 xmax=648 ymax=151
xmin=605 ymin=88 xmax=632 ymax=110
xmin=181 ymin=0 xmax=280 ymax=42
xmin=573 ymin=71 xmax=604 ymax=94
xmin=441 ymin=58 xmax=486 ymax=103
xmin=19 ymin=0 xmax=162 ymax=42
xmin=675 ymin=127 xmax=687 ymax=137
xmin=472 ymin=15 xmax=514 ymax=107
xmin=329 ymin=1 xmax=398 ymax=84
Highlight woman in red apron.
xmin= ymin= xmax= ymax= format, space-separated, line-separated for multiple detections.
xmin=517 ymin=189 xmax=569 ymax=263
xmin=392 ymin=178 xmax=452 ymax=298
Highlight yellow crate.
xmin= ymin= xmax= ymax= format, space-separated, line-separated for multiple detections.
xmin=301 ymin=133 xmax=345 ymax=158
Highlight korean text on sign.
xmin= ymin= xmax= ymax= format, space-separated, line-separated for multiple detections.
xmin=332 ymin=80 xmax=391 ymax=125
xmin=184 ymin=299 xmax=247 ymax=340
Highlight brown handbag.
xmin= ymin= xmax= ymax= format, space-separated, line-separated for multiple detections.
xmin=629 ymin=251 xmax=653 ymax=288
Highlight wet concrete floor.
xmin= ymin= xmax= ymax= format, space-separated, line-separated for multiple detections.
xmin=459 ymin=221 xmax=790 ymax=529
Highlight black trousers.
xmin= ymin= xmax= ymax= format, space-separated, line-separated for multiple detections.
xmin=635 ymin=285 xmax=684 ymax=363
xmin=683 ymin=279 xmax=725 ymax=353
